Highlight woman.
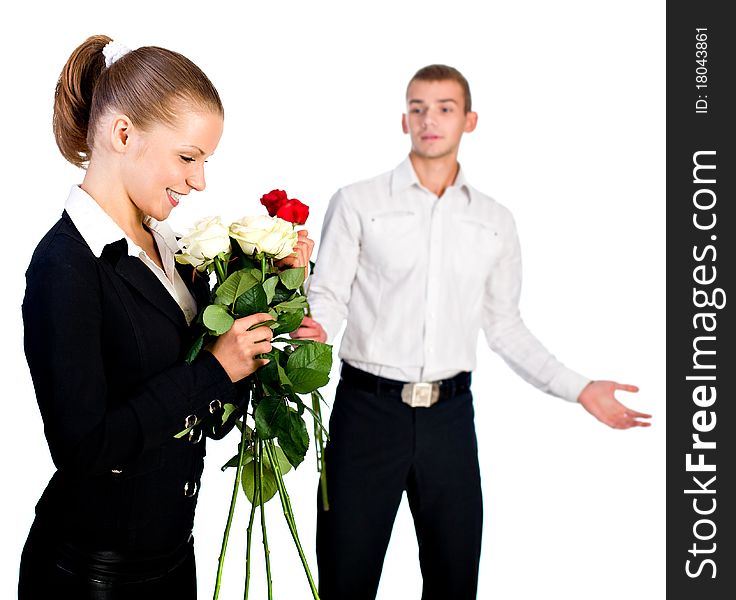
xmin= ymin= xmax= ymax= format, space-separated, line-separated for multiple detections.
xmin=18 ymin=35 xmax=312 ymax=599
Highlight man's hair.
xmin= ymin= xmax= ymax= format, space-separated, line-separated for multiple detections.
xmin=407 ymin=64 xmax=472 ymax=113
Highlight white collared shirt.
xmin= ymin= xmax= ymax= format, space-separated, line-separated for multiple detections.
xmin=307 ymin=158 xmax=589 ymax=402
xmin=64 ymin=185 xmax=197 ymax=325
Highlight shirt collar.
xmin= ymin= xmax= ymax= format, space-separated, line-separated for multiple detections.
xmin=64 ymin=184 xmax=179 ymax=258
xmin=391 ymin=156 xmax=472 ymax=203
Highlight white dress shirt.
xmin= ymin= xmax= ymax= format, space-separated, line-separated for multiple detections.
xmin=64 ymin=185 xmax=197 ymax=325
xmin=307 ymin=158 xmax=590 ymax=402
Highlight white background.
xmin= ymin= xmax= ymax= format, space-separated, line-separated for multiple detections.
xmin=0 ymin=1 xmax=665 ymax=598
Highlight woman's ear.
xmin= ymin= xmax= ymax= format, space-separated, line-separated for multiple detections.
xmin=109 ymin=114 xmax=134 ymax=154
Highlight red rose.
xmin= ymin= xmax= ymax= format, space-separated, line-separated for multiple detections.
xmin=275 ymin=198 xmax=310 ymax=225
xmin=260 ymin=189 xmax=289 ymax=216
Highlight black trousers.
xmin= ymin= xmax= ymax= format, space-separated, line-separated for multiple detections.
xmin=317 ymin=364 xmax=483 ymax=600
xmin=18 ymin=518 xmax=197 ymax=600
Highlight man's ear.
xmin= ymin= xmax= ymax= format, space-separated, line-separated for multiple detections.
xmin=464 ymin=111 xmax=478 ymax=133
xmin=109 ymin=114 xmax=134 ymax=153
xmin=401 ymin=113 xmax=409 ymax=134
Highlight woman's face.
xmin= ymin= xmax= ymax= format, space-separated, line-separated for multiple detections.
xmin=121 ymin=108 xmax=224 ymax=221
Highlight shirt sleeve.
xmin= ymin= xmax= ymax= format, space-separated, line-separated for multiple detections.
xmin=481 ymin=213 xmax=590 ymax=402
xmin=307 ymin=188 xmax=362 ymax=342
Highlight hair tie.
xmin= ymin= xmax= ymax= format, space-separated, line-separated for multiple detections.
xmin=102 ymin=40 xmax=132 ymax=68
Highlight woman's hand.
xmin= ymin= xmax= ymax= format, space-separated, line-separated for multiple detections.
xmin=207 ymin=313 xmax=274 ymax=382
xmin=275 ymin=229 xmax=315 ymax=280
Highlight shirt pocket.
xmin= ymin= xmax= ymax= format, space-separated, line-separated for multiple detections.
xmin=450 ymin=216 xmax=506 ymax=300
xmin=451 ymin=215 xmax=504 ymax=265
xmin=362 ymin=209 xmax=420 ymax=271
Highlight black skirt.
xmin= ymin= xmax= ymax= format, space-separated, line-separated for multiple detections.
xmin=18 ymin=517 xmax=197 ymax=600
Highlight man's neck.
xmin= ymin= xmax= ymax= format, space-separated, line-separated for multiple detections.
xmin=408 ymin=152 xmax=460 ymax=198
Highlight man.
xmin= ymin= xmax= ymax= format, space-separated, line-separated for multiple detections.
xmin=293 ymin=65 xmax=651 ymax=600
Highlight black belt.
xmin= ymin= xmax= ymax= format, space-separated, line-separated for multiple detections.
xmin=340 ymin=362 xmax=471 ymax=406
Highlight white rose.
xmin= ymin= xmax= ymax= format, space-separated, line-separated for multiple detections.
xmin=176 ymin=216 xmax=232 ymax=270
xmin=230 ymin=215 xmax=298 ymax=260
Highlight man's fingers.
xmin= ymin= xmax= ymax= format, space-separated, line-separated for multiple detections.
xmin=614 ymin=383 xmax=639 ymax=393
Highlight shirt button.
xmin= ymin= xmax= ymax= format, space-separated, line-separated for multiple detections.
xmin=209 ymin=399 xmax=222 ymax=414
xmin=184 ymin=481 xmax=198 ymax=497
xmin=188 ymin=428 xmax=203 ymax=444
xmin=184 ymin=414 xmax=198 ymax=429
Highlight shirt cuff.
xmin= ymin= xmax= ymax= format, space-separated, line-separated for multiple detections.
xmin=548 ymin=368 xmax=592 ymax=402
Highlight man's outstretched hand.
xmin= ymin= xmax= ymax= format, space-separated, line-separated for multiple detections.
xmin=578 ymin=381 xmax=651 ymax=429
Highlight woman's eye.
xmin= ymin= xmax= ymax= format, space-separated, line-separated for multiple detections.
xmin=180 ymin=155 xmax=195 ymax=163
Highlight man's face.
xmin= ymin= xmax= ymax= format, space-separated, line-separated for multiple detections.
xmin=402 ymin=79 xmax=477 ymax=160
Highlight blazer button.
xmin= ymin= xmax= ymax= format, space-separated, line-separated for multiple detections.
xmin=184 ymin=481 xmax=198 ymax=497
xmin=184 ymin=414 xmax=198 ymax=429
xmin=188 ymin=427 xmax=203 ymax=444
xmin=209 ymin=399 xmax=222 ymax=414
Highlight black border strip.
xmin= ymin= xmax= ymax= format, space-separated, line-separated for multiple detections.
xmin=666 ymin=5 xmax=735 ymax=598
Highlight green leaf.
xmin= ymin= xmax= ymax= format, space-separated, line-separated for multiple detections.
xmin=256 ymin=355 xmax=281 ymax=391
xmin=288 ymin=392 xmax=306 ymax=415
xmin=276 ymin=360 xmax=292 ymax=387
xmin=279 ymin=268 xmax=305 ymax=290
xmin=247 ymin=319 xmax=278 ymax=331
xmin=304 ymin=402 xmax=329 ymax=438
xmin=278 ymin=410 xmax=310 ymax=468
xmin=274 ymin=296 xmax=308 ymax=312
xmin=254 ymin=395 xmax=289 ymax=439
xmin=217 ymin=270 xmax=260 ymax=305
xmin=286 ymin=342 xmax=333 ymax=375
xmin=221 ymin=446 xmax=254 ymax=471
xmin=272 ymin=310 xmax=305 ymax=336
xmin=203 ymin=304 xmax=234 ymax=335
xmin=236 ymin=271 xmax=260 ymax=297
xmin=174 ymin=424 xmax=194 ymax=439
xmin=262 ymin=276 xmax=279 ymax=304
xmin=234 ymin=283 xmax=269 ymax=316
xmin=272 ymin=285 xmax=293 ymax=304
xmin=214 ymin=271 xmax=240 ymax=304
xmin=242 ymin=460 xmax=278 ymax=504
xmin=263 ymin=443 xmax=292 ymax=476
xmin=221 ymin=403 xmax=238 ymax=425
xmin=286 ymin=368 xmax=330 ymax=394
xmin=250 ymin=268 xmax=263 ymax=282
xmin=184 ymin=332 xmax=206 ymax=364
xmin=271 ymin=336 xmax=312 ymax=346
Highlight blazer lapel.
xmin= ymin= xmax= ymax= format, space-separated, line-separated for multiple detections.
xmin=105 ymin=240 xmax=189 ymax=331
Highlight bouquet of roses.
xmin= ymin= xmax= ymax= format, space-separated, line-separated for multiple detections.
xmin=175 ymin=190 xmax=329 ymax=600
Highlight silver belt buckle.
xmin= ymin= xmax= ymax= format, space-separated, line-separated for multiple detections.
xmin=401 ymin=382 xmax=440 ymax=408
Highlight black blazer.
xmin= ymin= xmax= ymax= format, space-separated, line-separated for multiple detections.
xmin=23 ymin=211 xmax=239 ymax=555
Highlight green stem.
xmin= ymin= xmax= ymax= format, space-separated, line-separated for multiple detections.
xmin=263 ymin=440 xmax=320 ymax=599
xmin=214 ymin=257 xmax=228 ymax=286
xmin=244 ymin=449 xmax=257 ymax=599
xmin=258 ymin=438 xmax=273 ymax=599
xmin=214 ymin=417 xmax=249 ymax=600
xmin=298 ymin=284 xmax=312 ymax=318
xmin=312 ymin=391 xmax=329 ymax=511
